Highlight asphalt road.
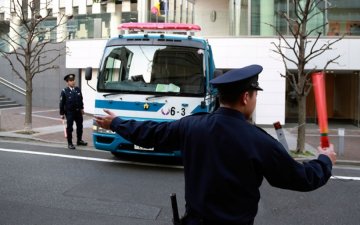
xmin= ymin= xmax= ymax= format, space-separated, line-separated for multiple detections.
xmin=0 ymin=140 xmax=359 ymax=225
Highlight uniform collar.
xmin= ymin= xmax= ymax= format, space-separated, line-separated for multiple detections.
xmin=215 ymin=107 xmax=246 ymax=120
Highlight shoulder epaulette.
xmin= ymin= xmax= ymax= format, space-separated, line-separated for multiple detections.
xmin=255 ymin=125 xmax=279 ymax=141
xmin=255 ymin=125 xmax=268 ymax=134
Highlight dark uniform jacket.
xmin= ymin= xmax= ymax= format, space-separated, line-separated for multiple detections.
xmin=109 ymin=107 xmax=332 ymax=224
xmin=59 ymin=87 xmax=84 ymax=115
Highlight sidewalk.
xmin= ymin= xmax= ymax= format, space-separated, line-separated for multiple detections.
xmin=0 ymin=107 xmax=94 ymax=150
xmin=0 ymin=106 xmax=359 ymax=165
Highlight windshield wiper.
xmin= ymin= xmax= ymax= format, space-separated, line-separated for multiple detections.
xmin=146 ymin=92 xmax=181 ymax=100
xmin=146 ymin=95 xmax=168 ymax=100
xmin=103 ymin=92 xmax=127 ymax=97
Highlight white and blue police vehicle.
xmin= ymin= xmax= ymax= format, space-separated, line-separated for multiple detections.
xmin=85 ymin=23 xmax=220 ymax=158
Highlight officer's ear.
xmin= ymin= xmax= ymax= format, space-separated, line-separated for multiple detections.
xmin=239 ymin=92 xmax=249 ymax=105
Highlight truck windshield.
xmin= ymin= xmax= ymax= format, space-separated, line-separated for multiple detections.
xmin=97 ymin=45 xmax=205 ymax=96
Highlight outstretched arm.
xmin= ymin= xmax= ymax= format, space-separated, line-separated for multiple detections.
xmin=94 ymin=109 xmax=181 ymax=150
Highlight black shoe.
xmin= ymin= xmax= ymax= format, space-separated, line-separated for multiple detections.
xmin=68 ymin=144 xmax=76 ymax=149
xmin=77 ymin=140 xmax=88 ymax=146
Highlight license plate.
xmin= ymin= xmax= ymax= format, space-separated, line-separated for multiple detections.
xmin=134 ymin=145 xmax=154 ymax=151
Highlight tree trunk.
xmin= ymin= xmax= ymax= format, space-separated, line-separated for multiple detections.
xmin=24 ymin=78 xmax=33 ymax=132
xmin=296 ymin=95 xmax=306 ymax=153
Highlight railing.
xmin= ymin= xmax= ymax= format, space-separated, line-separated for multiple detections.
xmin=0 ymin=77 xmax=26 ymax=96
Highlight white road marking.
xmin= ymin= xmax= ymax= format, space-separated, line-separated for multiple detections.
xmin=331 ymin=176 xmax=360 ymax=181
xmin=20 ymin=109 xmax=61 ymax=121
xmin=32 ymin=109 xmax=58 ymax=113
xmin=0 ymin=147 xmax=183 ymax=169
xmin=1 ymin=148 xmax=360 ymax=177
xmin=28 ymin=114 xmax=62 ymax=121
xmin=334 ymin=165 xmax=360 ymax=171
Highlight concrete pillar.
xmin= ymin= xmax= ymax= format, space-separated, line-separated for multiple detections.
xmin=106 ymin=2 xmax=119 ymax=38
xmin=39 ymin=0 xmax=48 ymax=17
xmin=78 ymin=1 xmax=87 ymax=14
xmin=9 ymin=3 xmax=22 ymax=48
xmin=122 ymin=0 xmax=131 ymax=12
xmin=260 ymin=0 xmax=274 ymax=36
xmin=338 ymin=128 xmax=345 ymax=156
xmin=107 ymin=2 xmax=116 ymax=13
xmin=109 ymin=14 xmax=121 ymax=37
xmin=57 ymin=8 xmax=67 ymax=41
xmin=92 ymin=2 xmax=101 ymax=14
xmin=10 ymin=19 xmax=21 ymax=45
xmin=138 ymin=0 xmax=149 ymax=23
xmin=65 ymin=0 xmax=73 ymax=16
xmin=358 ymin=74 xmax=360 ymax=128
xmin=234 ymin=0 xmax=241 ymax=36
xmin=52 ymin=0 xmax=59 ymax=15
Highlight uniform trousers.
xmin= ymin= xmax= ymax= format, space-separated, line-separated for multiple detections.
xmin=65 ymin=110 xmax=83 ymax=144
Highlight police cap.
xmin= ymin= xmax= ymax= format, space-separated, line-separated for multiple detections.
xmin=210 ymin=64 xmax=263 ymax=92
xmin=64 ymin=74 xmax=75 ymax=81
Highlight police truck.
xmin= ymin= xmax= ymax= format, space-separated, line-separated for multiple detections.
xmin=85 ymin=22 xmax=220 ymax=158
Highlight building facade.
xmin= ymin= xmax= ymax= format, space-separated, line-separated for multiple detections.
xmin=0 ymin=0 xmax=359 ymax=126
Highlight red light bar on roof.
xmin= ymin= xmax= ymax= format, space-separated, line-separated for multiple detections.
xmin=118 ymin=23 xmax=201 ymax=32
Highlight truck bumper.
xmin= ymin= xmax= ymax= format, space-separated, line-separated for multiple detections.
xmin=93 ymin=133 xmax=182 ymax=157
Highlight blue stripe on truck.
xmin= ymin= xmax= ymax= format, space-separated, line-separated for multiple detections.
xmin=95 ymin=99 xmax=165 ymax=112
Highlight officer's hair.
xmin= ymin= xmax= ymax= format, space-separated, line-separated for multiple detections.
xmin=219 ymin=89 xmax=255 ymax=105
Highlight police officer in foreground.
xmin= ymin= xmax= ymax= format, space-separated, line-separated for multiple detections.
xmin=60 ymin=74 xmax=87 ymax=149
xmin=94 ymin=65 xmax=336 ymax=225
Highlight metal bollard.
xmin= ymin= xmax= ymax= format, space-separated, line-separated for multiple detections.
xmin=273 ymin=121 xmax=290 ymax=152
xmin=338 ymin=128 xmax=345 ymax=156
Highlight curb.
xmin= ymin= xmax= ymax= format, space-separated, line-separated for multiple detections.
xmin=0 ymin=133 xmax=94 ymax=151
xmin=333 ymin=160 xmax=360 ymax=167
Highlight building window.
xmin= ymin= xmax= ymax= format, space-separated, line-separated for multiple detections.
xmin=33 ymin=0 xmax=40 ymax=11
xmin=87 ymin=6 xmax=92 ymax=14
xmin=73 ymin=6 xmax=79 ymax=16
xmin=251 ymin=0 xmax=260 ymax=35
xmin=328 ymin=1 xmax=360 ymax=36
xmin=47 ymin=9 xmax=53 ymax=16
xmin=274 ymin=0 xmax=288 ymax=35
xmin=59 ymin=7 xmax=65 ymax=17
xmin=101 ymin=4 xmax=106 ymax=13
xmin=229 ymin=0 xmax=249 ymax=36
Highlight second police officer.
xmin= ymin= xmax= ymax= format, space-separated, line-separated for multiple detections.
xmin=60 ymin=73 xmax=87 ymax=149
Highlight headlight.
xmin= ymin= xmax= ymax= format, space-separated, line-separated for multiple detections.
xmin=92 ymin=124 xmax=115 ymax=134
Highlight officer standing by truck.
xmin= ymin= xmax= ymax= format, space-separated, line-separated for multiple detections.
xmin=94 ymin=64 xmax=336 ymax=225
xmin=60 ymin=74 xmax=87 ymax=149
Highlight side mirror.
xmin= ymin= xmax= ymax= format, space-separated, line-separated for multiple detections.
xmin=85 ymin=67 xmax=92 ymax=80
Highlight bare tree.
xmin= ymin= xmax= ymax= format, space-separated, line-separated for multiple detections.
xmin=0 ymin=0 xmax=68 ymax=133
xmin=268 ymin=0 xmax=344 ymax=153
